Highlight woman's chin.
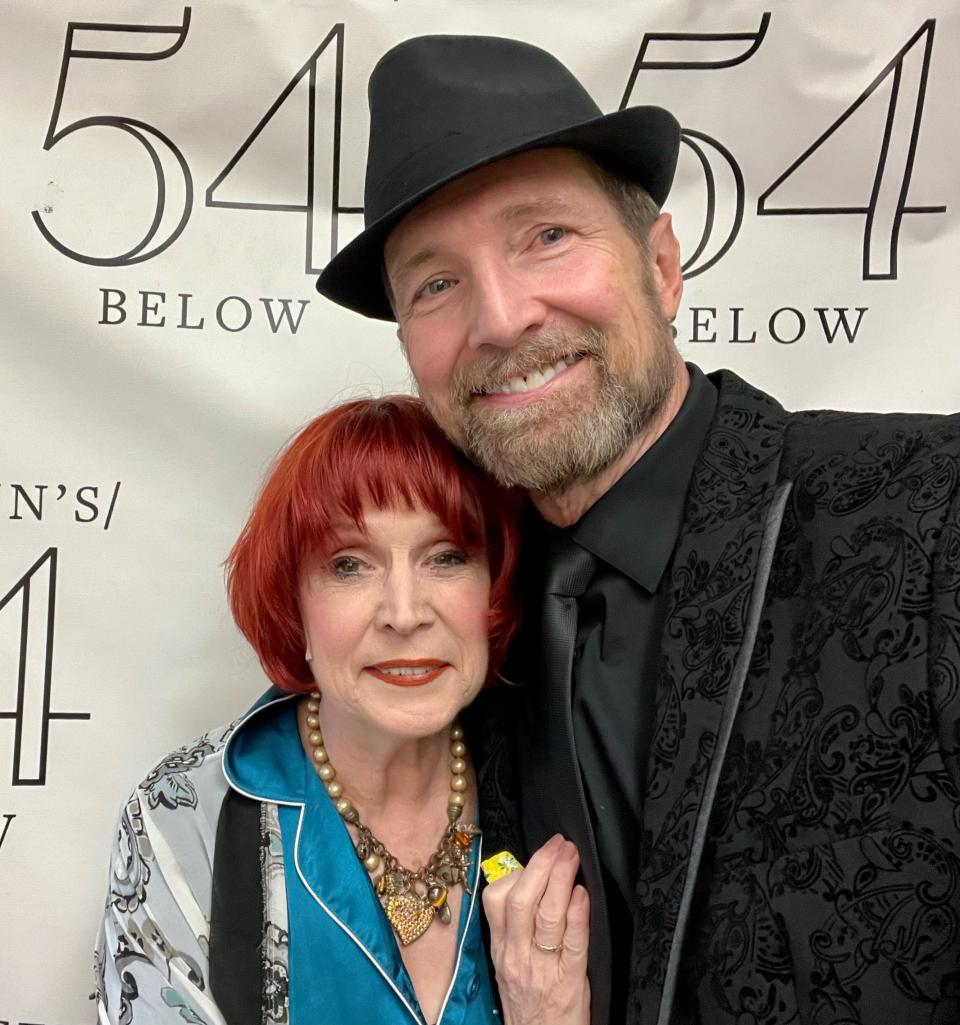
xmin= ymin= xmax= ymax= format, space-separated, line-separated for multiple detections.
xmin=362 ymin=686 xmax=481 ymax=744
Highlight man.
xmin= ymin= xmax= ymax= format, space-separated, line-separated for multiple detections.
xmin=317 ymin=34 xmax=960 ymax=1025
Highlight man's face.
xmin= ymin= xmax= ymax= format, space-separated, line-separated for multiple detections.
xmin=385 ymin=147 xmax=681 ymax=494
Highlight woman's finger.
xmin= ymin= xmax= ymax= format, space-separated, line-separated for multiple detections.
xmin=558 ymin=884 xmax=590 ymax=976
xmin=498 ymin=834 xmax=565 ymax=948
xmin=532 ymin=841 xmax=580 ymax=950
xmin=482 ymin=835 xmax=561 ymax=944
xmin=482 ymin=866 xmax=521 ymax=945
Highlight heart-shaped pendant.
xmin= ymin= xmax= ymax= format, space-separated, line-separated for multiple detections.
xmin=385 ymin=893 xmax=435 ymax=945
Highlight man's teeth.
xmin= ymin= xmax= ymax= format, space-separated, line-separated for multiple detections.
xmin=494 ymin=355 xmax=578 ymax=395
xmin=378 ymin=665 xmax=439 ymax=677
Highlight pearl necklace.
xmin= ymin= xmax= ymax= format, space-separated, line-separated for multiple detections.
xmin=304 ymin=692 xmax=480 ymax=946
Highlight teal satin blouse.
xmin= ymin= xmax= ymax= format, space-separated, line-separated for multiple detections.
xmin=224 ymin=692 xmax=500 ymax=1025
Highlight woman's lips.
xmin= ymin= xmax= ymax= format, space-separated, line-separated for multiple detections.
xmin=365 ymin=659 xmax=450 ymax=687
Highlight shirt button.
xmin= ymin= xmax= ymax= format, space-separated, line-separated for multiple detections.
xmin=468 ymin=975 xmax=480 ymax=999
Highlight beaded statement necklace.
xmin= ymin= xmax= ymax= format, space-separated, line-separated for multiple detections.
xmin=304 ymin=692 xmax=480 ymax=945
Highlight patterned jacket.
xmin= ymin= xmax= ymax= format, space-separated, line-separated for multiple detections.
xmin=492 ymin=369 xmax=960 ymax=1025
xmin=93 ymin=715 xmax=285 ymax=1025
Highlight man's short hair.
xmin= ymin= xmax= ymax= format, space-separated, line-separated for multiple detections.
xmin=585 ymin=158 xmax=661 ymax=256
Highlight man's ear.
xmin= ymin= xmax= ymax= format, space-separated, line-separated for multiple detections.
xmin=647 ymin=212 xmax=683 ymax=320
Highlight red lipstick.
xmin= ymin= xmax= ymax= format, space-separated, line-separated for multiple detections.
xmin=366 ymin=659 xmax=449 ymax=687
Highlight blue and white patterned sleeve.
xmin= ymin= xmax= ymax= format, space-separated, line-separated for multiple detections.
xmin=94 ymin=731 xmax=233 ymax=1025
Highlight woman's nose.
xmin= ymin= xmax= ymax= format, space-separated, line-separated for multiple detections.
xmin=376 ymin=567 xmax=434 ymax=633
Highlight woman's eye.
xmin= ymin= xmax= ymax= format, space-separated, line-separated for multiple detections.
xmin=539 ymin=226 xmax=566 ymax=245
xmin=331 ymin=556 xmax=364 ymax=579
xmin=430 ymin=548 xmax=469 ymax=569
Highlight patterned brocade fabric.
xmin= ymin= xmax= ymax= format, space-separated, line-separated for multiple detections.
xmin=93 ymin=719 xmax=291 ymax=1025
xmin=626 ymin=375 xmax=960 ymax=1025
xmin=260 ymin=801 xmax=291 ymax=1023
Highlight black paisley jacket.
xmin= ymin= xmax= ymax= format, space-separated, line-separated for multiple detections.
xmin=474 ymin=369 xmax=960 ymax=1025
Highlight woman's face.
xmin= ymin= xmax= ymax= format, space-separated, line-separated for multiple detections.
xmin=299 ymin=504 xmax=491 ymax=742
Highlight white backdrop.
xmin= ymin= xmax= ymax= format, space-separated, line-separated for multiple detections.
xmin=1 ymin=1 xmax=957 ymax=1021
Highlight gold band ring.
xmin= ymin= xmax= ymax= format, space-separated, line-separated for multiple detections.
xmin=533 ymin=938 xmax=563 ymax=953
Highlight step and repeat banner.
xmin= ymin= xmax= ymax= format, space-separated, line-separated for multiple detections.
xmin=2 ymin=1 xmax=957 ymax=1021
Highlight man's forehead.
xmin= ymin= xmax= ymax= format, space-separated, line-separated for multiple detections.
xmin=384 ymin=148 xmax=599 ymax=269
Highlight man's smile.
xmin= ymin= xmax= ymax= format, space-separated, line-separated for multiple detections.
xmin=473 ymin=353 xmax=587 ymax=406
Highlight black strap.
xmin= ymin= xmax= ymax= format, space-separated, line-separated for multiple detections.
xmin=209 ymin=788 xmax=264 ymax=1025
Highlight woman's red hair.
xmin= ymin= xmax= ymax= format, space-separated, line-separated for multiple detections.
xmin=226 ymin=396 xmax=521 ymax=692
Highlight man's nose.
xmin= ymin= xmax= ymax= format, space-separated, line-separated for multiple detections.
xmin=376 ymin=565 xmax=434 ymax=634
xmin=465 ymin=263 xmax=547 ymax=350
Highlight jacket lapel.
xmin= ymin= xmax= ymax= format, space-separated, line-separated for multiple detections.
xmin=631 ymin=370 xmax=790 ymax=1024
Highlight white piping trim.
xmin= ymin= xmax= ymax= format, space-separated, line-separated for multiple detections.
xmin=435 ymin=832 xmax=483 ymax=1025
xmin=222 ymin=691 xmax=481 ymax=1024
xmin=292 ymin=804 xmax=425 ymax=1024
xmin=220 ymin=692 xmax=302 ymax=804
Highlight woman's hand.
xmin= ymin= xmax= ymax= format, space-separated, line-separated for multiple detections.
xmin=482 ymin=834 xmax=590 ymax=1025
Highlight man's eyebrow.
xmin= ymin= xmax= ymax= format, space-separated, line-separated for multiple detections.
xmin=392 ymin=247 xmax=440 ymax=292
xmin=496 ymin=197 xmax=585 ymax=223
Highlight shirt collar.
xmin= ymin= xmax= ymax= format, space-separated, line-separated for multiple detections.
xmin=567 ymin=363 xmax=717 ymax=592
xmin=223 ymin=687 xmax=307 ymax=804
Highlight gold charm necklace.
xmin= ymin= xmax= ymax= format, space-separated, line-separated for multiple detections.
xmin=304 ymin=692 xmax=480 ymax=945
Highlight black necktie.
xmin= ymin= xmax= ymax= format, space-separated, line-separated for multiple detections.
xmin=538 ymin=536 xmax=614 ymax=1025
xmin=543 ymin=536 xmax=596 ymax=687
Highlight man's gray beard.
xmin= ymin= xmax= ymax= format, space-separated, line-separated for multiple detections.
xmin=446 ymin=323 xmax=677 ymax=495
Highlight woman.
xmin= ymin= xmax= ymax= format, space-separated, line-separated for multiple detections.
xmin=94 ymin=396 xmax=589 ymax=1025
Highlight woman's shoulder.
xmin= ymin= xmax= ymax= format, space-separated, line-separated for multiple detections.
xmin=98 ymin=719 xmax=247 ymax=1025
xmin=103 ymin=720 xmax=246 ymax=938
xmin=135 ymin=718 xmax=241 ymax=821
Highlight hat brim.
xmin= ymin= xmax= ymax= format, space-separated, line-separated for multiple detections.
xmin=316 ymin=105 xmax=680 ymax=321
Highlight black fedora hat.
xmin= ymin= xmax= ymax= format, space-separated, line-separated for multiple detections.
xmin=316 ymin=34 xmax=681 ymax=321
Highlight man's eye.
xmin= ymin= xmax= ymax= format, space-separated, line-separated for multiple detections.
xmin=423 ymin=278 xmax=454 ymax=297
xmin=539 ymin=226 xmax=566 ymax=245
xmin=331 ymin=556 xmax=364 ymax=579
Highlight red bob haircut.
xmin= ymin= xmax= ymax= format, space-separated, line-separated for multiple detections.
xmin=226 ymin=395 xmax=521 ymax=693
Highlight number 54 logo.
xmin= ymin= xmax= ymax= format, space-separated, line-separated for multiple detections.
xmin=32 ymin=8 xmax=945 ymax=282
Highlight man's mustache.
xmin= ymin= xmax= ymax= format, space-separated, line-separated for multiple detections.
xmin=451 ymin=327 xmax=606 ymax=403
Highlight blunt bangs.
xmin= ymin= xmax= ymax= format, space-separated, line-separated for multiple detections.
xmin=300 ymin=399 xmax=488 ymax=557
xmin=227 ymin=396 xmax=520 ymax=693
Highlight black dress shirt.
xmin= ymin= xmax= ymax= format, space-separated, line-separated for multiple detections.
xmin=564 ymin=364 xmax=717 ymax=1014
